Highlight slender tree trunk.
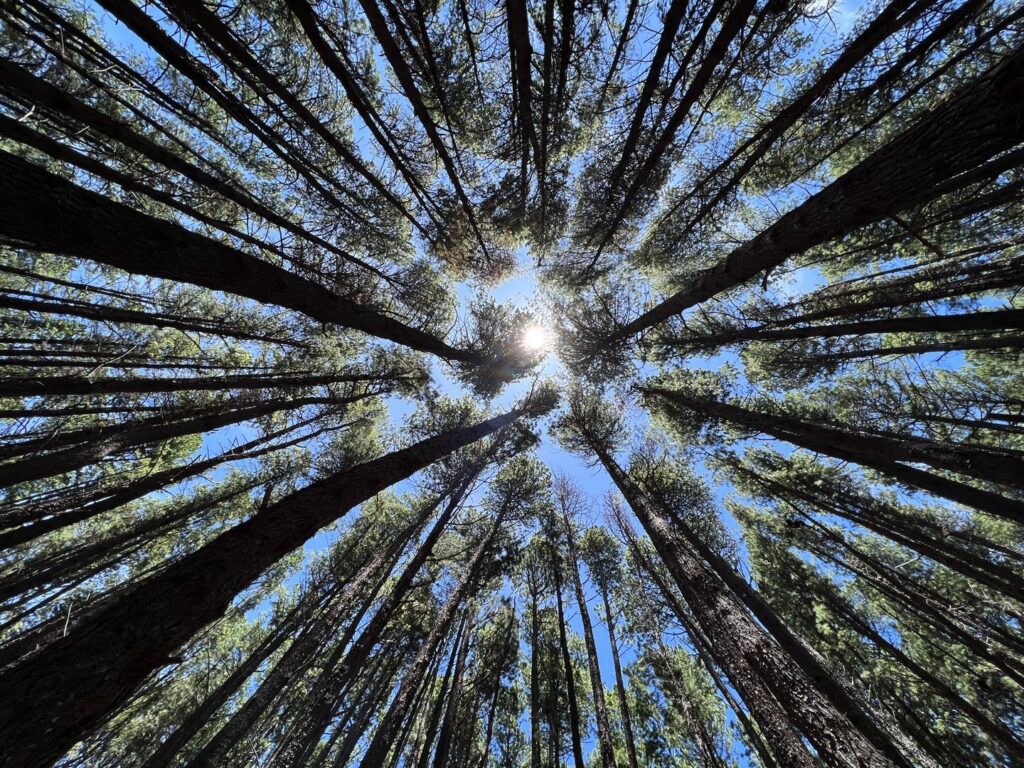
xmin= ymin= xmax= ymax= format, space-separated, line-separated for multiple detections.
xmin=477 ymin=616 xmax=514 ymax=768
xmin=0 ymin=394 xmax=363 ymax=488
xmin=673 ymin=309 xmax=1024 ymax=350
xmin=726 ymin=457 xmax=1024 ymax=603
xmin=0 ymin=291 xmax=301 ymax=347
xmin=668 ymin=0 xmax=934 ymax=234
xmin=529 ymin=583 xmax=542 ymax=768
xmin=189 ymin=512 xmax=420 ymax=768
xmin=326 ymin=655 xmax=403 ymax=768
xmin=562 ymin=509 xmax=616 ymax=767
xmin=0 ymin=370 xmax=405 ymax=398
xmin=413 ymin=636 xmax=461 ymax=768
xmin=431 ymin=608 xmax=476 ymax=768
xmin=553 ymin=569 xmax=586 ymax=768
xmin=140 ymin=602 xmax=306 ymax=768
xmin=267 ymin=447 xmax=497 ymax=762
xmin=600 ymin=588 xmax=639 ymax=768
xmin=816 ymin=583 xmax=1024 ymax=756
xmin=0 ymin=410 xmax=340 ymax=548
xmin=356 ymin=498 xmax=512 ymax=768
xmin=591 ymin=441 xmax=899 ymax=768
xmin=642 ymin=386 xmax=1024 ymax=522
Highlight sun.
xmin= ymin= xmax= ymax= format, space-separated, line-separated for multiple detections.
xmin=521 ymin=324 xmax=552 ymax=351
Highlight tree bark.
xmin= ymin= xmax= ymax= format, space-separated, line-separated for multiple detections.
xmin=562 ymin=509 xmax=616 ymax=767
xmin=264 ymin=447 xmax=495 ymax=763
xmin=431 ymin=608 xmax=475 ymax=768
xmin=600 ymin=588 xmax=639 ymax=768
xmin=591 ymin=440 xmax=898 ymax=768
xmin=553 ymin=567 xmax=586 ymax=768
xmin=355 ymin=498 xmax=512 ymax=768
xmin=0 ymin=394 xmax=364 ymax=488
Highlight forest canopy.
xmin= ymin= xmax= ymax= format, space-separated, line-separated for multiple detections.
xmin=0 ymin=0 xmax=1023 ymax=766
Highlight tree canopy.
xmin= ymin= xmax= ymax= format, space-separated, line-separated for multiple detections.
xmin=1 ymin=0 xmax=1022 ymax=766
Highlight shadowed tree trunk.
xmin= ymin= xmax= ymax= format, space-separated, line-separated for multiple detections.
xmin=431 ymin=608 xmax=476 ymax=768
xmin=642 ymin=385 xmax=1024 ymax=523
xmin=553 ymin=565 xmax=586 ymax=768
xmin=355 ymin=496 xmax=513 ymax=768
xmin=561 ymin=501 xmax=616 ymax=767
xmin=0 ymin=151 xmax=479 ymax=363
xmin=582 ymin=432 xmax=904 ymax=768
xmin=599 ymin=586 xmax=639 ymax=768
xmin=262 ymin=440 xmax=503 ymax=764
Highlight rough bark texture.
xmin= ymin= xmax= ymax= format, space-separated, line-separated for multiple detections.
xmin=592 ymin=442 xmax=897 ymax=768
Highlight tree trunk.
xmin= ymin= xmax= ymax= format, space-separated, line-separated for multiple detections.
xmin=643 ymin=386 xmax=1024 ymax=522
xmin=0 ymin=407 xmax=528 ymax=768
xmin=610 ymin=44 xmax=1024 ymax=342
xmin=413 ymin=635 xmax=460 ymax=768
xmin=673 ymin=309 xmax=1024 ymax=350
xmin=0 ymin=150 xmax=477 ymax=363
xmin=600 ymin=588 xmax=639 ymax=768
xmin=140 ymin=602 xmax=306 ymax=768
xmin=267 ymin=450 xmax=494 ymax=762
xmin=563 ymin=510 xmax=616 ymax=767
xmin=592 ymin=441 xmax=898 ymax=768
xmin=529 ymin=582 xmax=542 ymax=768
xmin=355 ymin=498 xmax=512 ymax=768
xmin=431 ymin=608 xmax=476 ymax=768
xmin=189 ymin=517 xmax=415 ymax=768
xmin=668 ymin=0 xmax=935 ymax=235
xmin=553 ymin=568 xmax=586 ymax=768
xmin=0 ymin=393 xmax=363 ymax=488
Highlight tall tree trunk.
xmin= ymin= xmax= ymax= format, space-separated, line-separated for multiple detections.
xmin=590 ymin=439 xmax=898 ymax=768
xmin=0 ymin=394 xmax=363 ymax=488
xmin=642 ymin=386 xmax=1024 ymax=523
xmin=267 ymin=444 xmax=499 ymax=763
xmin=413 ymin=635 xmax=461 ymax=768
xmin=0 ymin=409 xmax=340 ymax=548
xmin=0 ymin=370 xmax=405 ymax=398
xmin=188 ymin=509 xmax=422 ymax=768
xmin=671 ymin=309 xmax=1024 ymax=351
xmin=600 ymin=587 xmax=639 ymax=768
xmin=431 ymin=608 xmax=476 ymax=768
xmin=477 ymin=613 xmax=514 ymax=768
xmin=553 ymin=568 xmax=586 ymax=768
xmin=355 ymin=497 xmax=513 ymax=768
xmin=562 ymin=509 xmax=616 ymax=767
xmin=140 ymin=601 xmax=308 ymax=768
xmin=529 ymin=582 xmax=542 ymax=768
xmin=326 ymin=654 xmax=404 ymax=768
xmin=0 ymin=407 xmax=531 ymax=768
xmin=621 ymin=525 xmax=780 ymax=768
xmin=0 ymin=150 xmax=478 ymax=363
xmin=667 ymin=0 xmax=936 ymax=235
xmin=609 ymin=44 xmax=1024 ymax=342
